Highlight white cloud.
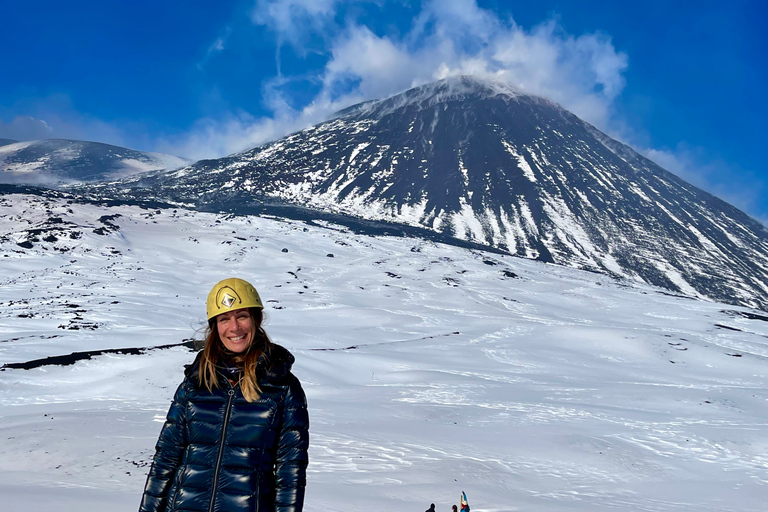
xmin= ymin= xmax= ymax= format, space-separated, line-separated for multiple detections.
xmin=293 ymin=0 xmax=627 ymax=132
xmin=323 ymin=26 xmax=419 ymax=98
xmin=156 ymin=112 xmax=278 ymax=161
xmin=251 ymin=0 xmax=342 ymax=52
xmin=162 ymin=0 xmax=632 ymax=161
xmin=197 ymin=27 xmax=232 ymax=71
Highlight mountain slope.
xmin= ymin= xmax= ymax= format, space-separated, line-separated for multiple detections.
xmin=0 ymin=139 xmax=190 ymax=185
xmin=82 ymin=76 xmax=768 ymax=310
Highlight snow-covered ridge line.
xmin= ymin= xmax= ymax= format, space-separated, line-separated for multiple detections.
xmin=335 ymin=75 xmax=533 ymax=120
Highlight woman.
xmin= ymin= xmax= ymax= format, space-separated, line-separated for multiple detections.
xmin=139 ymin=278 xmax=309 ymax=512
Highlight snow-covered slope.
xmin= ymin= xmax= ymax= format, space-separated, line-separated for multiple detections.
xmin=1 ymin=190 xmax=767 ymax=511
xmin=0 ymin=139 xmax=190 ymax=185
xmin=81 ymin=76 xmax=768 ymax=311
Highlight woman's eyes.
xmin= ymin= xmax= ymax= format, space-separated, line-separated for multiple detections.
xmin=218 ymin=314 xmax=250 ymax=323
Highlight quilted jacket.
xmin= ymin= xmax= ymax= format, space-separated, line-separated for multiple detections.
xmin=139 ymin=344 xmax=309 ymax=512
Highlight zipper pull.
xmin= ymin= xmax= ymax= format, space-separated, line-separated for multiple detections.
xmin=228 ymin=389 xmax=235 ymax=396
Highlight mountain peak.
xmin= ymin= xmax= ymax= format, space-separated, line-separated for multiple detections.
xmin=337 ymin=74 xmax=526 ymax=119
xmin=411 ymin=74 xmax=523 ymax=99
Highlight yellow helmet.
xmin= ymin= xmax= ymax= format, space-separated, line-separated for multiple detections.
xmin=206 ymin=278 xmax=264 ymax=320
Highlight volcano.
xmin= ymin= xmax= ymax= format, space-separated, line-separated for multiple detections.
xmin=80 ymin=76 xmax=768 ymax=310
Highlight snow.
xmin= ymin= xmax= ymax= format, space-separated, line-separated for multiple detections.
xmin=628 ymin=183 xmax=653 ymax=204
xmin=498 ymin=207 xmax=522 ymax=254
xmin=349 ymin=143 xmax=370 ymax=164
xmin=112 ymin=157 xmax=188 ymax=179
xmin=113 ymin=152 xmax=190 ymax=178
xmin=459 ymin=156 xmax=471 ymax=190
xmin=0 ymin=141 xmax=36 ymax=156
xmin=1 ymin=160 xmax=49 ymax=175
xmin=368 ymin=145 xmax=389 ymax=168
xmin=450 ymin=196 xmax=485 ymax=242
xmin=573 ymin=154 xmax=620 ymax=195
xmin=685 ymin=223 xmax=723 ymax=256
xmin=397 ymin=196 xmax=430 ymax=225
xmin=0 ymin=142 xmax=40 ymax=174
xmin=356 ymin=76 xmax=524 ymax=118
xmin=518 ymin=198 xmax=539 ymax=236
xmin=501 ymin=141 xmax=536 ymax=183
xmin=144 ymin=152 xmax=191 ymax=171
xmin=647 ymin=259 xmax=701 ymax=298
xmin=540 ymin=194 xmax=597 ymax=261
xmin=1 ymin=193 xmax=768 ymax=511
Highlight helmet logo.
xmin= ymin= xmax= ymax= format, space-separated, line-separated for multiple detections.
xmin=221 ymin=293 xmax=237 ymax=308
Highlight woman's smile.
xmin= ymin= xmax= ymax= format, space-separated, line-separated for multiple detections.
xmin=216 ymin=308 xmax=255 ymax=353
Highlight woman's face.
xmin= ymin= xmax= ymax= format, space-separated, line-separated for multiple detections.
xmin=216 ymin=308 xmax=255 ymax=353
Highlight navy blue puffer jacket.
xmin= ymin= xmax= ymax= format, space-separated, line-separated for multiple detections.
xmin=139 ymin=344 xmax=309 ymax=512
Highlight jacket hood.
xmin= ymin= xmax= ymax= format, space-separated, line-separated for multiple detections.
xmin=184 ymin=343 xmax=296 ymax=386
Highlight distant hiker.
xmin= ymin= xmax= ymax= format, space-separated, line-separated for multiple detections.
xmin=460 ymin=491 xmax=470 ymax=512
xmin=426 ymin=504 xmax=436 ymax=512
xmin=139 ymin=277 xmax=309 ymax=512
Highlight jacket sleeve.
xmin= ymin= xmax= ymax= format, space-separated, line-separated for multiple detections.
xmin=274 ymin=374 xmax=310 ymax=512
xmin=139 ymin=381 xmax=189 ymax=512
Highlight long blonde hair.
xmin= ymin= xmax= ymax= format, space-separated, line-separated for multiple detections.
xmin=199 ymin=308 xmax=272 ymax=402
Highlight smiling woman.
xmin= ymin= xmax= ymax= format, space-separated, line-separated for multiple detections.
xmin=139 ymin=277 xmax=310 ymax=512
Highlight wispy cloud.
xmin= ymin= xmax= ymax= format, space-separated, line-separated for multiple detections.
xmin=319 ymin=11 xmax=628 ymax=129
xmin=155 ymin=110 xmax=285 ymax=162
xmin=0 ymin=115 xmax=53 ymax=141
xmin=251 ymin=0 xmax=342 ymax=53
xmin=171 ymin=0 xmax=629 ymax=159
xmin=197 ymin=26 xmax=232 ymax=71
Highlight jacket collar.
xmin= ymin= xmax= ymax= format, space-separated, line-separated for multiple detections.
xmin=185 ymin=343 xmax=295 ymax=386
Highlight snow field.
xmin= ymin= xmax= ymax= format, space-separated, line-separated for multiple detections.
xmin=1 ymin=193 xmax=767 ymax=511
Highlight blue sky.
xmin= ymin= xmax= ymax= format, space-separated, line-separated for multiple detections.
xmin=1 ymin=0 xmax=766 ymax=223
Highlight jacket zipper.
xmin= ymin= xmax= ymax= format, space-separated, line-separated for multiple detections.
xmin=208 ymin=387 xmax=236 ymax=512
xmin=255 ymin=473 xmax=261 ymax=512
